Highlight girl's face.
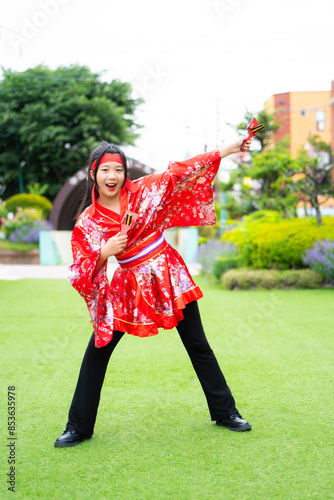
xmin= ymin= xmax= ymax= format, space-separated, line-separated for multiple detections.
xmin=91 ymin=162 xmax=125 ymax=205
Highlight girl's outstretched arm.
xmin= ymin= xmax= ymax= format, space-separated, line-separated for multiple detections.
xmin=219 ymin=137 xmax=252 ymax=158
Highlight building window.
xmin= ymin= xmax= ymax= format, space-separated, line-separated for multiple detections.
xmin=315 ymin=110 xmax=325 ymax=131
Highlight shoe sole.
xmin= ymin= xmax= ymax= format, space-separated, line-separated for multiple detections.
xmin=216 ymin=422 xmax=252 ymax=432
xmin=54 ymin=435 xmax=92 ymax=448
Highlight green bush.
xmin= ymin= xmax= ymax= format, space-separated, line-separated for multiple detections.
xmin=222 ymin=268 xmax=324 ymax=290
xmin=3 ymin=207 xmax=44 ymax=239
xmin=297 ymin=269 xmax=324 ymax=289
xmin=0 ymin=239 xmax=39 ymax=252
xmin=213 ymin=255 xmax=242 ymax=280
xmin=0 ymin=201 xmax=8 ymax=220
xmin=5 ymin=194 xmax=52 ymax=219
xmin=222 ymin=213 xmax=334 ymax=270
xmin=257 ymin=270 xmax=280 ymax=289
xmin=280 ymin=270 xmax=302 ymax=287
xmin=240 ymin=209 xmax=283 ymax=224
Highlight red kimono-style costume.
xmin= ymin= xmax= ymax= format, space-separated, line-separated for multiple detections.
xmin=68 ymin=149 xmax=222 ymax=347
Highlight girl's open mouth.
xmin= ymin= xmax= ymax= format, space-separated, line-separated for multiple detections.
xmin=106 ymin=183 xmax=117 ymax=190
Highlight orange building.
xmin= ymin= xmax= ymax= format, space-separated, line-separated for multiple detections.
xmin=264 ymin=81 xmax=334 ymax=216
xmin=264 ymin=83 xmax=334 ymax=158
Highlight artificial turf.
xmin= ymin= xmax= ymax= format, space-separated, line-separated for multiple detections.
xmin=1 ymin=277 xmax=333 ymax=499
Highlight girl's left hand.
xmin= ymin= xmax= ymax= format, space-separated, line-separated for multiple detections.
xmin=219 ymin=136 xmax=252 ymax=158
xmin=232 ymin=136 xmax=252 ymax=153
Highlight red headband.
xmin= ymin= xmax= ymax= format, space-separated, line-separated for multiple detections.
xmin=91 ymin=154 xmax=123 ymax=171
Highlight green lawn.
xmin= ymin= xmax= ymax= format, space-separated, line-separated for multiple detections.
xmin=1 ymin=277 xmax=333 ymax=499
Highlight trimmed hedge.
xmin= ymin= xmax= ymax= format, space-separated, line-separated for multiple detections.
xmin=222 ymin=268 xmax=324 ymax=290
xmin=0 ymin=240 xmax=39 ymax=252
xmin=222 ymin=214 xmax=334 ymax=270
xmin=5 ymin=194 xmax=52 ymax=219
xmin=213 ymin=255 xmax=242 ymax=279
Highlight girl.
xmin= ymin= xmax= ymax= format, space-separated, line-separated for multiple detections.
xmin=54 ymin=137 xmax=252 ymax=447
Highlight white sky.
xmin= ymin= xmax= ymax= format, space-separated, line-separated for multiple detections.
xmin=1 ymin=0 xmax=334 ymax=171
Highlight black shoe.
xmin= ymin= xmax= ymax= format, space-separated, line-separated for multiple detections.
xmin=216 ymin=413 xmax=251 ymax=432
xmin=54 ymin=429 xmax=92 ymax=448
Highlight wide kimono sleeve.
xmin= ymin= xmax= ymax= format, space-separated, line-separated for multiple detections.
xmin=135 ymin=149 xmax=222 ymax=231
xmin=67 ymin=213 xmax=114 ymax=348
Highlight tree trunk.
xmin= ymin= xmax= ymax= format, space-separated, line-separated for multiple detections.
xmin=303 ymin=201 xmax=308 ymax=217
xmin=313 ymin=197 xmax=322 ymax=225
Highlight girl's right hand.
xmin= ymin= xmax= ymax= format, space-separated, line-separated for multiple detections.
xmin=93 ymin=233 xmax=128 ymax=278
xmin=102 ymin=234 xmax=128 ymax=258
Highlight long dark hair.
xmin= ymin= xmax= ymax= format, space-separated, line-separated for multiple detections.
xmin=76 ymin=141 xmax=128 ymax=217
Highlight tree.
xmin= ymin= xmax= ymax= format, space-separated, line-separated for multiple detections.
xmin=280 ymin=137 xmax=334 ymax=226
xmin=250 ymin=135 xmax=334 ymax=225
xmin=220 ymin=108 xmax=292 ymax=219
xmin=307 ymin=134 xmax=332 ymax=156
xmin=220 ymin=139 xmax=298 ymax=218
xmin=222 ymin=192 xmax=255 ymax=220
xmin=225 ymin=113 xmax=334 ymax=223
xmin=0 ymin=65 xmax=142 ymax=199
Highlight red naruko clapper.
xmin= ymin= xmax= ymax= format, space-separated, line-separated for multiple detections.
xmin=119 ymin=211 xmax=138 ymax=235
xmin=241 ymin=117 xmax=264 ymax=152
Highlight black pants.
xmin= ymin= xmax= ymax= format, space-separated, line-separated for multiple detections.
xmin=66 ymin=301 xmax=238 ymax=437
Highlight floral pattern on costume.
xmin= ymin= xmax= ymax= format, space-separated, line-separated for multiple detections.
xmin=68 ymin=149 xmax=222 ymax=347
